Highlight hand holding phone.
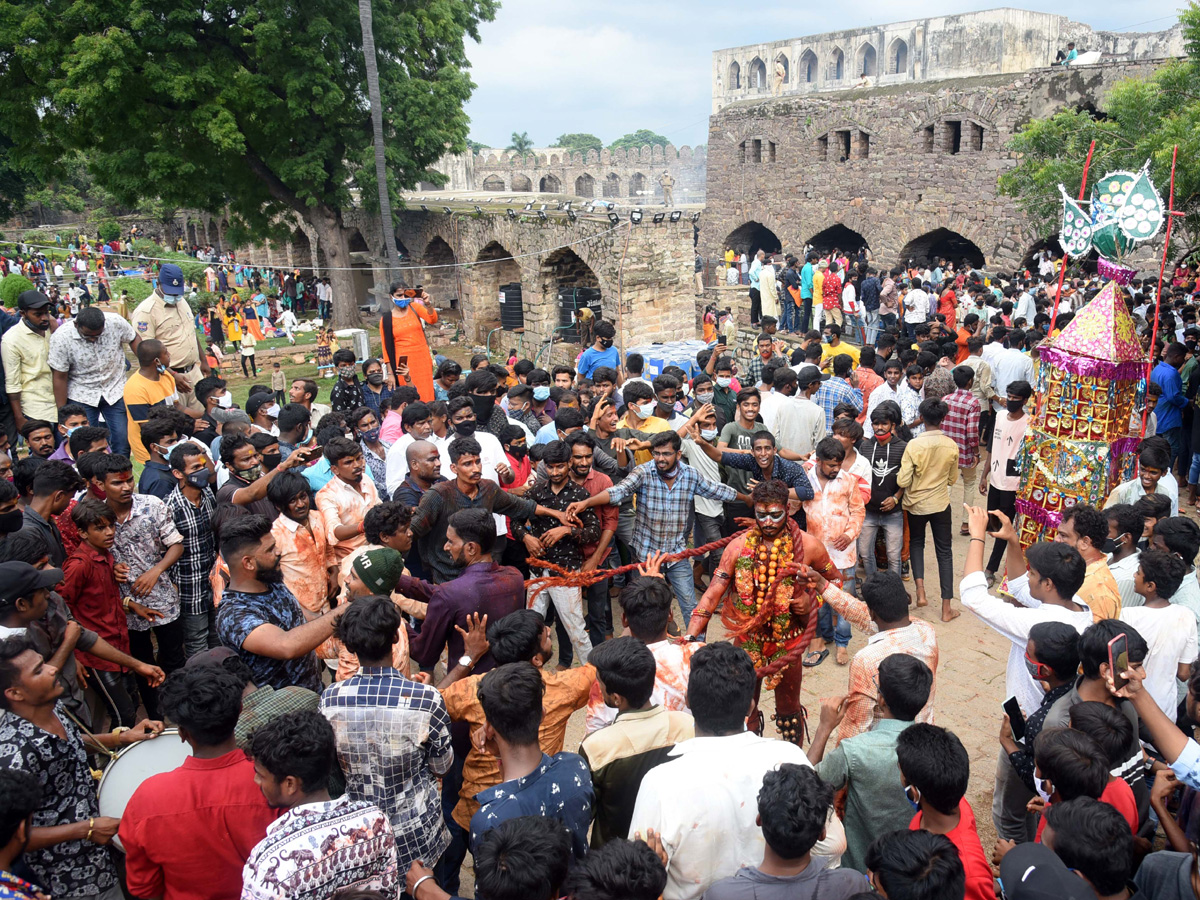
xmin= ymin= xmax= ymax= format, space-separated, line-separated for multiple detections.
xmin=1108 ymin=633 xmax=1130 ymax=693
xmin=1003 ymin=696 xmax=1026 ymax=742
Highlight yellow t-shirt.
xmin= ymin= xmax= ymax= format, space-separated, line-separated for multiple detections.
xmin=821 ymin=341 xmax=861 ymax=368
xmin=123 ymin=371 xmax=178 ymax=463
xmin=616 ymin=414 xmax=672 ymax=466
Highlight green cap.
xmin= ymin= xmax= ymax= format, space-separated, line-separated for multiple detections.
xmin=352 ymin=547 xmax=405 ymax=595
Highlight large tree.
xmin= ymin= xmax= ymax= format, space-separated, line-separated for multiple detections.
xmin=999 ymin=4 xmax=1200 ymax=253
xmin=608 ymin=129 xmax=671 ymax=152
xmin=551 ymin=133 xmax=603 ymax=154
xmin=0 ymin=0 xmax=495 ymax=326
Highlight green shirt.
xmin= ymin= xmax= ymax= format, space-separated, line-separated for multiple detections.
xmin=814 ymin=718 xmax=914 ymax=872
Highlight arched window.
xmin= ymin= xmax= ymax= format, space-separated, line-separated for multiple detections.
xmin=775 ymin=53 xmax=790 ymax=84
xmin=749 ymin=57 xmax=767 ymax=89
xmin=888 ymin=38 xmax=909 ymax=75
xmin=830 ymin=48 xmax=844 ymax=81
xmin=856 ymin=43 xmax=877 ymax=77
xmin=729 ymin=61 xmax=741 ymax=89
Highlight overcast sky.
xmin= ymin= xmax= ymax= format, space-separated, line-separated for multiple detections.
xmin=461 ymin=0 xmax=1181 ymax=150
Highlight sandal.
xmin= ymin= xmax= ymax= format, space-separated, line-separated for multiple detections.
xmin=959 ymin=523 xmax=970 ymax=536
xmin=802 ymin=649 xmax=829 ymax=668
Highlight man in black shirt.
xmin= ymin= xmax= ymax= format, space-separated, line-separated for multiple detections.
xmin=857 ymin=406 xmax=907 ymax=579
xmin=514 ymin=440 xmax=600 ymax=665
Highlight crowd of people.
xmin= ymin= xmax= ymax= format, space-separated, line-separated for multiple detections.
xmin=1 ymin=239 xmax=1200 ymax=900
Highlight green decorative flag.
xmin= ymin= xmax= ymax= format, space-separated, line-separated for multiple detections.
xmin=1059 ymin=186 xmax=1093 ymax=257
xmin=1090 ymin=220 xmax=1133 ymax=260
xmin=1117 ymin=165 xmax=1165 ymax=242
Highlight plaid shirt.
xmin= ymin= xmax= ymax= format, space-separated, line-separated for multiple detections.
xmin=819 ymin=582 xmax=939 ymax=744
xmin=165 ymin=486 xmax=217 ymax=616
xmin=941 ymin=388 xmax=981 ymax=468
xmin=320 ymin=668 xmax=454 ymax=872
xmin=812 ymin=378 xmax=863 ymax=431
xmin=745 ymin=353 xmax=786 ymax=389
xmin=606 ymin=462 xmax=736 ymax=558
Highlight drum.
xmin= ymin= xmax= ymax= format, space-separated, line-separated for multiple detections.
xmin=96 ymin=728 xmax=193 ymax=851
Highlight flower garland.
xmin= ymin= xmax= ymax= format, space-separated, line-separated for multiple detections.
xmin=731 ymin=530 xmax=798 ymax=689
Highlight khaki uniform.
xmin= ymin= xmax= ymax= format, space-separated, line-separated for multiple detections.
xmin=659 ymin=173 xmax=675 ymax=207
xmin=131 ymin=292 xmax=204 ymax=409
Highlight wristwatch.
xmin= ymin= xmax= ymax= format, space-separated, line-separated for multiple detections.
xmin=457 ymin=654 xmax=475 ymax=669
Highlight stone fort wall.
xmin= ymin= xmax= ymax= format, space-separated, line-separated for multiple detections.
xmin=701 ymin=59 xmax=1174 ymax=272
xmin=448 ymin=145 xmax=707 ymax=203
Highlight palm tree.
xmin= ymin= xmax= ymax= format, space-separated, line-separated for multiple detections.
xmin=359 ymin=0 xmax=400 ymax=302
xmin=508 ymin=131 xmax=534 ymax=153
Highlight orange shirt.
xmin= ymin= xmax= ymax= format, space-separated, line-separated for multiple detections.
xmin=270 ymin=511 xmax=334 ymax=614
xmin=441 ymin=664 xmax=595 ymax=829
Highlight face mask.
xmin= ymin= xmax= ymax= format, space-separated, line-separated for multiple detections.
xmin=338 ymin=366 xmax=355 ymax=380
xmin=904 ymin=785 xmax=921 ymax=811
xmin=217 ymin=392 xmax=234 ymax=409
xmin=0 ymin=509 xmax=23 ymax=534
xmin=875 ymin=432 xmax=892 ymax=444
xmin=392 ymin=296 xmax=411 ymax=310
xmin=1006 ymin=399 xmax=1025 ymax=414
xmin=185 ymin=469 xmax=212 ymax=489
xmin=636 ymin=401 xmax=657 ymax=419
xmin=154 ymin=442 xmax=178 ymax=459
xmin=360 ymin=427 xmax=381 ymax=444
xmin=156 ymin=363 xmax=167 ymax=374
xmin=237 ymin=464 xmax=263 ymax=482
xmin=695 ymin=391 xmax=714 ymax=405
xmin=453 ymin=420 xmax=477 ymax=437
xmin=262 ymin=452 xmax=282 ymax=472
xmin=25 ymin=318 xmax=49 ymax=333
xmin=700 ymin=427 xmax=719 ymax=441
xmin=1035 ymin=778 xmax=1052 ymax=805
xmin=162 ymin=294 xmax=180 ymax=306
xmin=532 ymin=386 xmax=550 ymax=402
xmin=599 ymin=338 xmax=613 ymax=348
xmin=470 ymin=393 xmax=496 ymax=422
xmin=716 ymin=377 xmax=732 ymax=389
xmin=509 ymin=406 xmax=528 ymax=419
xmin=366 ymin=372 xmax=384 ymax=386
xmin=507 ymin=445 xmax=527 ymax=459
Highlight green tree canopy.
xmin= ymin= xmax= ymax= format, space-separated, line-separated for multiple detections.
xmin=551 ymin=133 xmax=603 ymax=154
xmin=466 ymin=139 xmax=488 ymax=154
xmin=609 ymin=129 xmax=671 ymax=151
xmin=1000 ymin=3 xmax=1200 ymax=253
xmin=0 ymin=0 xmax=495 ymax=326
xmin=508 ymin=132 xmax=534 ymax=152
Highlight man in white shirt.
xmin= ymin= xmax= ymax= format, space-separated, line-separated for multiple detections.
xmin=1015 ymin=285 xmax=1036 ymax=324
xmin=628 ymin=641 xmax=845 ymax=900
xmin=902 ymin=277 xmax=929 ymax=341
xmin=961 ymin=506 xmax=1092 ymax=844
xmin=773 ymin=367 xmax=826 ymax=458
xmin=755 ymin=366 xmax=785 ymax=432
xmin=990 ymin=329 xmax=1035 ymax=415
xmin=1105 ymin=504 xmax=1143 ymax=609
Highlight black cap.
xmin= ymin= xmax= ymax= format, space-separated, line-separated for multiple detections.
xmin=0 ymin=562 xmax=63 ymax=607
xmin=797 ymin=368 xmax=829 ymax=389
xmin=17 ymin=290 xmax=50 ymax=311
xmin=999 ymin=843 xmax=1098 ymax=900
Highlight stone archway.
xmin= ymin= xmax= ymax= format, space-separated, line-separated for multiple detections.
xmin=749 ymin=57 xmax=767 ymax=90
xmin=574 ymin=174 xmax=596 ymax=198
xmin=471 ymin=241 xmax=523 ymax=341
xmin=344 ymin=229 xmax=374 ymax=313
xmin=289 ymin=227 xmax=314 ymax=274
xmin=542 ymin=247 xmax=602 ymax=343
xmin=539 ymin=174 xmax=562 ymax=193
xmin=800 ymin=50 xmax=817 ymax=83
xmin=512 ymin=174 xmax=533 ymax=192
xmin=830 ymin=48 xmax=845 ymax=81
xmin=629 ymin=173 xmax=647 ymax=198
xmin=1020 ymin=236 xmax=1063 ymax=274
xmin=481 ymin=175 xmax=506 ymax=191
xmin=603 ymin=174 xmax=621 ymax=198
xmin=856 ymin=42 xmax=877 ymax=78
xmin=774 ymin=53 xmax=789 ymax=84
xmin=395 ymin=235 xmax=411 ymax=265
xmin=807 ymin=224 xmax=870 ymax=256
xmin=729 ymin=61 xmax=741 ymax=89
xmin=899 ymin=228 xmax=985 ymax=269
xmin=422 ymin=236 xmax=458 ymax=307
xmin=888 ymin=38 xmax=909 ymax=75
xmin=724 ymin=221 xmax=783 ymax=257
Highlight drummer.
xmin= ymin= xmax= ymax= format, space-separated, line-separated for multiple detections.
xmin=119 ymin=665 xmax=277 ymax=900
xmin=0 ymin=635 xmax=163 ymax=900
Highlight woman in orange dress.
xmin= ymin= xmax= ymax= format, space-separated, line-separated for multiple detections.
xmin=937 ymin=287 xmax=957 ymax=333
xmin=379 ymin=283 xmax=438 ymax=400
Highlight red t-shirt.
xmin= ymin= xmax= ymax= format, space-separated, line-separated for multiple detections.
xmin=119 ymin=750 xmax=280 ymax=900
xmin=910 ymin=798 xmax=994 ymax=900
xmin=1035 ymin=777 xmax=1138 ymax=842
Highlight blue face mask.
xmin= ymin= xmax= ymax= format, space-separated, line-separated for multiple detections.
xmin=904 ymin=785 xmax=921 ymax=811
xmin=392 ymin=296 xmax=411 ymax=310
xmin=533 ymin=386 xmax=550 ymax=402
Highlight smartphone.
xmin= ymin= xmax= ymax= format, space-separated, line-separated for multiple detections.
xmin=1003 ymin=696 xmax=1026 ymax=742
xmin=987 ymin=513 xmax=1001 ymax=533
xmin=396 ymin=355 xmax=408 ymax=367
xmin=1108 ymin=633 xmax=1130 ymax=693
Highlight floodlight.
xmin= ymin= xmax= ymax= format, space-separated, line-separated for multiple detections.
xmin=691 ymin=212 xmax=701 ymax=223
xmin=607 ymin=212 xmax=620 ymax=226
xmin=538 ymin=210 xmax=548 ymax=221
xmin=524 ymin=202 xmax=534 ymax=211
xmin=442 ymin=206 xmax=452 ymax=214
xmin=506 ymin=209 xmax=517 ymax=220
xmin=669 ymin=210 xmax=681 ymax=222
xmin=563 ymin=201 xmax=572 ymax=211
xmin=420 ymin=205 xmax=428 ymax=212
xmin=474 ymin=206 xmax=484 ymax=214
xmin=630 ymin=209 xmax=643 ymax=224
xmin=567 ymin=210 xmax=577 ymax=222
xmin=652 ymin=212 xmax=665 ymax=224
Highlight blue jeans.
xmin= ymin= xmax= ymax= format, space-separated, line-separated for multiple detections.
xmin=844 ymin=313 xmax=863 ymax=344
xmin=818 ymin=566 xmax=856 ymax=648
xmin=859 ymin=509 xmax=904 ymax=577
xmin=1189 ymin=451 xmax=1200 ymax=487
xmin=1162 ymin=427 xmax=1184 ymax=472
xmin=83 ymin=397 xmax=129 ymax=458
xmin=863 ymin=309 xmax=881 ymax=346
xmin=780 ymin=292 xmax=796 ymax=332
xmin=800 ymin=296 xmax=814 ymax=333
xmin=879 ymin=312 xmax=897 ymax=335
xmin=663 ymin=558 xmax=697 ymax=626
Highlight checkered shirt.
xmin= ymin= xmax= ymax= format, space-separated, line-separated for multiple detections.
xmin=320 ymin=667 xmax=455 ymax=871
xmin=164 ymin=485 xmax=217 ymax=616
xmin=606 ymin=462 xmax=736 ymax=558
xmin=941 ymin=388 xmax=981 ymax=468
xmin=746 ymin=353 xmax=786 ymax=389
xmin=813 ymin=378 xmax=863 ymax=431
